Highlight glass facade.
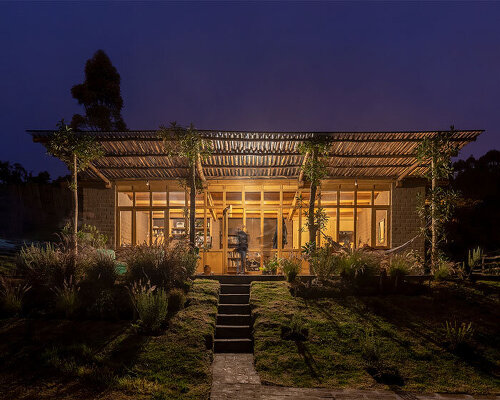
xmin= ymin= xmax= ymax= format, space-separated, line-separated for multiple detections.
xmin=116 ymin=181 xmax=391 ymax=272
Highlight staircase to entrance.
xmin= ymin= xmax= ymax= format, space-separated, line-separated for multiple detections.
xmin=214 ymin=275 xmax=253 ymax=353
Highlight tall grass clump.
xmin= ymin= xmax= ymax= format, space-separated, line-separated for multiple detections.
xmin=124 ymin=239 xmax=198 ymax=289
xmin=308 ymin=247 xmax=339 ymax=281
xmin=52 ymin=275 xmax=80 ymax=318
xmin=443 ymin=320 xmax=475 ymax=352
xmin=0 ymin=277 xmax=31 ymax=316
xmin=388 ymin=254 xmax=411 ymax=287
xmin=281 ymin=257 xmax=301 ymax=282
xmin=338 ymin=249 xmax=380 ymax=284
xmin=129 ymin=280 xmax=168 ymax=334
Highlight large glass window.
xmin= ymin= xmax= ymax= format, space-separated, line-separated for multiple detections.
xmin=119 ymin=211 xmax=132 ymax=246
xmin=339 ymin=208 xmax=354 ymax=248
xmin=356 ymin=208 xmax=371 ymax=248
xmin=375 ymin=209 xmax=388 ymax=247
xmin=136 ymin=211 xmax=150 ymax=245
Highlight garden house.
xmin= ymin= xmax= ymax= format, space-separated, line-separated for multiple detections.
xmin=30 ymin=129 xmax=482 ymax=274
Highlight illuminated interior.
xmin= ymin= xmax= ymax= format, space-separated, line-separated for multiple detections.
xmin=116 ymin=181 xmax=391 ymax=274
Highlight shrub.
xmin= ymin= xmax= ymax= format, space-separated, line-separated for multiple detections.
xmin=62 ymin=223 xmax=108 ymax=249
xmin=0 ymin=277 xmax=31 ymax=316
xmin=124 ymin=240 xmax=198 ymax=289
xmin=361 ymin=328 xmax=381 ymax=364
xmin=434 ymin=259 xmax=452 ymax=281
xmin=281 ymin=257 xmax=301 ymax=282
xmin=261 ymin=256 xmax=279 ymax=275
xmin=338 ymin=250 xmax=381 ymax=285
xmin=308 ymin=247 xmax=339 ymax=281
xmin=388 ymin=254 xmax=410 ymax=287
xmin=85 ymin=251 xmax=117 ymax=289
xmin=52 ymin=275 xmax=80 ymax=318
xmin=444 ymin=320 xmax=474 ymax=352
xmin=17 ymin=242 xmax=71 ymax=288
xmin=167 ymin=288 xmax=186 ymax=313
xmin=129 ymin=280 xmax=168 ymax=333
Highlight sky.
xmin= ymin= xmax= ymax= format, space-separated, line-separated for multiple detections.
xmin=1 ymin=1 xmax=499 ymax=178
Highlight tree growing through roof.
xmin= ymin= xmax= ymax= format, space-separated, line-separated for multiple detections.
xmin=298 ymin=138 xmax=330 ymax=252
xmin=46 ymin=121 xmax=104 ymax=264
xmin=70 ymin=50 xmax=127 ymax=131
xmin=416 ymin=126 xmax=460 ymax=270
xmin=157 ymin=122 xmax=213 ymax=249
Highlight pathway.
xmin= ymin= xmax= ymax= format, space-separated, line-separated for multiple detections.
xmin=210 ymin=354 xmax=498 ymax=400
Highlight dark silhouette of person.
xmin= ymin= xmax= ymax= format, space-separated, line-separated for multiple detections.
xmin=236 ymin=227 xmax=248 ymax=274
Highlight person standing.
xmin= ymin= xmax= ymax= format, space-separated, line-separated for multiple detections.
xmin=236 ymin=226 xmax=248 ymax=275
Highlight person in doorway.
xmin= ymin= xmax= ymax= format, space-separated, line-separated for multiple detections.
xmin=236 ymin=226 xmax=248 ymax=275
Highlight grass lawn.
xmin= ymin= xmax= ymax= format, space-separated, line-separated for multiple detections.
xmin=251 ymin=281 xmax=500 ymax=394
xmin=0 ymin=279 xmax=219 ymax=400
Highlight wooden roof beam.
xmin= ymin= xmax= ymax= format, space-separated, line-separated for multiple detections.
xmin=396 ymin=160 xmax=423 ymax=186
xmin=88 ymin=163 xmax=111 ymax=188
xmin=102 ymin=151 xmax=419 ymax=158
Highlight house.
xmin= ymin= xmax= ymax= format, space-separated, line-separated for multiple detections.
xmin=30 ymin=129 xmax=482 ymax=274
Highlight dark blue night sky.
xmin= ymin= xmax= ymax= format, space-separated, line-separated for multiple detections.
xmin=1 ymin=1 xmax=499 ymax=178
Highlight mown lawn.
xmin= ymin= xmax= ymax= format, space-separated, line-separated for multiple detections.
xmin=251 ymin=281 xmax=500 ymax=394
xmin=0 ymin=279 xmax=219 ymax=400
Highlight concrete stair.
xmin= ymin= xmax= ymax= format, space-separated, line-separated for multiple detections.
xmin=214 ymin=282 xmax=252 ymax=353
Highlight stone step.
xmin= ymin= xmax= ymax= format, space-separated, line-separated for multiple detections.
xmin=220 ymin=284 xmax=250 ymax=294
xmin=217 ymin=313 xmax=251 ymax=326
xmin=215 ymin=325 xmax=251 ymax=339
xmin=219 ymin=293 xmax=250 ymax=304
xmin=218 ymin=304 xmax=250 ymax=314
xmin=214 ymin=338 xmax=253 ymax=353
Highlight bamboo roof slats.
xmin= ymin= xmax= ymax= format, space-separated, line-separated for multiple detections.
xmin=29 ymin=129 xmax=482 ymax=181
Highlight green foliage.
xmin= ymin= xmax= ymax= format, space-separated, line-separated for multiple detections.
xmin=70 ymin=49 xmax=127 ymax=131
xmin=415 ymin=126 xmax=461 ymax=266
xmin=62 ymin=224 xmax=108 ymax=249
xmin=83 ymin=251 xmax=117 ymax=289
xmin=467 ymin=246 xmax=483 ymax=270
xmin=124 ymin=239 xmax=198 ymax=289
xmin=434 ymin=259 xmax=452 ymax=281
xmin=129 ymin=280 xmax=168 ymax=334
xmin=389 ymin=254 xmax=411 ymax=279
xmin=281 ymin=257 xmax=301 ymax=282
xmin=51 ymin=275 xmax=80 ymax=318
xmin=308 ymin=246 xmax=338 ymax=281
xmin=0 ymin=277 xmax=30 ymax=315
xmin=17 ymin=242 xmax=72 ymax=288
xmin=443 ymin=320 xmax=474 ymax=351
xmin=167 ymin=288 xmax=186 ymax=313
xmin=289 ymin=313 xmax=307 ymax=335
xmin=338 ymin=249 xmax=381 ymax=285
xmin=361 ymin=328 xmax=381 ymax=364
xmin=261 ymin=256 xmax=279 ymax=274
xmin=297 ymin=139 xmax=330 ymax=186
xmin=46 ymin=122 xmax=104 ymax=177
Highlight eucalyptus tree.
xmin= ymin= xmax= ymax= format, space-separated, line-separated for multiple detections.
xmin=416 ymin=126 xmax=459 ymax=269
xmin=157 ymin=123 xmax=212 ymax=249
xmin=46 ymin=121 xmax=104 ymax=262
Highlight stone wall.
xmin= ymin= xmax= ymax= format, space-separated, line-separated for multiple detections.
xmin=391 ymin=180 xmax=425 ymax=257
xmin=82 ymin=184 xmax=115 ymax=247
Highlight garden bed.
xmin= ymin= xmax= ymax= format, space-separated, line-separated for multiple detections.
xmin=0 ymin=279 xmax=219 ymax=400
xmin=250 ymin=281 xmax=500 ymax=394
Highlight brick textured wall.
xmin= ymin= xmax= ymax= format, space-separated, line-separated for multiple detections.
xmin=391 ymin=181 xmax=425 ymax=257
xmin=82 ymin=185 xmax=115 ymax=247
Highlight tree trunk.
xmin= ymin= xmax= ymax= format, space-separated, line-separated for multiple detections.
xmin=308 ymin=148 xmax=318 ymax=248
xmin=430 ymin=153 xmax=437 ymax=270
xmin=73 ymin=153 xmax=78 ymax=269
xmin=189 ymin=163 xmax=196 ymax=249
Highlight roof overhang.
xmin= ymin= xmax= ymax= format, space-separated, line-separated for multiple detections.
xmin=29 ymin=129 xmax=483 ymax=183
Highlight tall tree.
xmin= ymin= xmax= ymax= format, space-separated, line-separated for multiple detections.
xmin=416 ymin=126 xmax=459 ymax=269
xmin=71 ymin=50 xmax=127 ymax=131
xmin=46 ymin=121 xmax=104 ymax=264
xmin=298 ymin=138 xmax=330 ymax=251
xmin=157 ymin=123 xmax=212 ymax=249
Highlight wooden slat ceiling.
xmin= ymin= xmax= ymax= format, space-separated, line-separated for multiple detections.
xmin=29 ymin=129 xmax=483 ymax=181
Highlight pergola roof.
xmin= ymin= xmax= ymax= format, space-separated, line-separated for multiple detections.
xmin=29 ymin=129 xmax=483 ymax=182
